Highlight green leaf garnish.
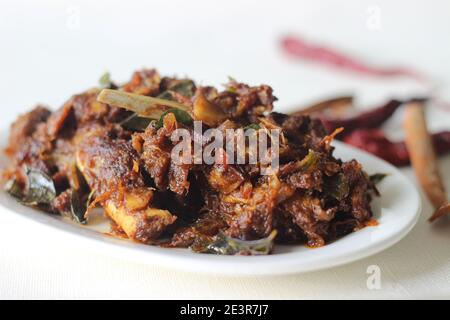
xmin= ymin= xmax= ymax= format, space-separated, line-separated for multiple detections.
xmin=99 ymin=72 xmax=111 ymax=87
xmin=5 ymin=179 xmax=24 ymax=199
xmin=97 ymin=89 xmax=191 ymax=120
xmin=244 ymin=123 xmax=261 ymax=131
xmin=118 ymin=80 xmax=196 ymax=132
xmin=21 ymin=168 xmax=56 ymax=205
xmin=168 ymin=80 xmax=196 ymax=98
xmin=370 ymin=173 xmax=388 ymax=185
xmin=299 ymin=149 xmax=320 ymax=170
xmin=98 ymin=72 xmax=117 ymax=89
xmin=157 ymin=91 xmax=174 ymax=100
xmin=157 ymin=79 xmax=196 ymax=101
xmin=155 ymin=108 xmax=193 ymax=129
xmin=191 ymin=230 xmax=277 ymax=255
xmin=323 ymin=173 xmax=350 ymax=201
xmin=121 ymin=113 xmax=152 ymax=132
xmin=70 ymin=189 xmax=88 ymax=225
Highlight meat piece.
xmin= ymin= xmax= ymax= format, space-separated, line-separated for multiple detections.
xmin=270 ymin=112 xmax=327 ymax=149
xmin=76 ymin=128 xmax=143 ymax=194
xmin=138 ymin=127 xmax=174 ymax=191
xmin=7 ymin=106 xmax=51 ymax=155
xmin=193 ymin=89 xmax=228 ymax=126
xmin=71 ymin=90 xmax=115 ymax=125
xmin=288 ymin=170 xmax=323 ymax=190
xmin=47 ymin=90 xmax=130 ymax=136
xmin=76 ymin=128 xmax=176 ymax=242
xmin=282 ymin=193 xmax=337 ymax=247
xmin=167 ymin=211 xmax=226 ymax=248
xmin=123 ymin=69 xmax=161 ymax=96
xmin=168 ymin=163 xmax=191 ymax=195
xmin=272 ymin=208 xmax=306 ymax=244
xmin=52 ymin=189 xmax=72 ymax=214
xmin=105 ymin=201 xmax=175 ymax=243
xmin=136 ymin=116 xmax=192 ymax=195
xmin=206 ymin=164 xmax=245 ymax=194
xmin=221 ymin=176 xmax=295 ymax=240
xmin=342 ymin=160 xmax=373 ymax=222
xmin=167 ymin=227 xmax=199 ymax=248
xmin=217 ymin=80 xmax=276 ymax=120
xmin=46 ymin=103 xmax=74 ymax=139
xmin=141 ymin=144 xmax=171 ymax=189
xmin=6 ymin=123 xmax=55 ymax=186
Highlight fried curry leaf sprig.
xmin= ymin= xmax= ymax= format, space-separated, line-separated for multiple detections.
xmin=5 ymin=168 xmax=57 ymax=206
xmin=5 ymin=168 xmax=91 ymax=225
xmin=98 ymin=89 xmax=191 ymax=120
xmin=192 ymin=230 xmax=278 ymax=256
xmin=68 ymin=189 xmax=90 ymax=225
xmin=120 ymin=79 xmax=196 ymax=131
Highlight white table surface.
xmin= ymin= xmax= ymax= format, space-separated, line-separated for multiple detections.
xmin=0 ymin=0 xmax=449 ymax=299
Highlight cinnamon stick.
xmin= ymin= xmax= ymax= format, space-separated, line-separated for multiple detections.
xmin=403 ymin=101 xmax=449 ymax=222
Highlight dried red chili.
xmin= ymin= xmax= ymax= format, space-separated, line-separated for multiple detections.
xmin=282 ymin=35 xmax=450 ymax=114
xmin=281 ymin=36 xmax=424 ymax=81
xmin=344 ymin=129 xmax=450 ymax=166
xmin=282 ymin=35 xmax=450 ymax=169
xmin=319 ymin=99 xmax=402 ymax=138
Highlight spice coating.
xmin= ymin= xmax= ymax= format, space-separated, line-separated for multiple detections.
xmin=3 ymin=69 xmax=379 ymax=254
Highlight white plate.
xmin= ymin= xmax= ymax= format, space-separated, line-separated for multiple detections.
xmin=0 ymin=135 xmax=421 ymax=276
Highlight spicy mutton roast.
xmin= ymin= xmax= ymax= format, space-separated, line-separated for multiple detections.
xmin=3 ymin=69 xmax=379 ymax=254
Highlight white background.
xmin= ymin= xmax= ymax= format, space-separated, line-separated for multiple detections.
xmin=0 ymin=0 xmax=449 ymax=299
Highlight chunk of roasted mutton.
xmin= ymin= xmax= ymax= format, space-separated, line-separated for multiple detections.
xmin=4 ymin=87 xmax=176 ymax=243
xmin=75 ymin=126 xmax=176 ymax=242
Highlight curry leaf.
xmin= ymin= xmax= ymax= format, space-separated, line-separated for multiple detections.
xmin=244 ymin=123 xmax=261 ymax=131
xmin=98 ymin=72 xmax=117 ymax=89
xmin=226 ymin=76 xmax=238 ymax=92
xmin=323 ymin=173 xmax=350 ymax=201
xmin=86 ymin=189 xmax=96 ymax=206
xmin=168 ymin=80 xmax=196 ymax=98
xmin=121 ymin=113 xmax=152 ymax=132
xmin=5 ymin=179 xmax=23 ymax=199
xmin=97 ymin=89 xmax=191 ymax=120
xmin=299 ymin=149 xmax=320 ymax=170
xmin=21 ymin=168 xmax=56 ymax=205
xmin=99 ymin=72 xmax=111 ymax=87
xmin=155 ymin=108 xmax=193 ymax=129
xmin=191 ymin=230 xmax=277 ymax=256
xmin=69 ymin=189 xmax=88 ymax=225
xmin=370 ymin=173 xmax=388 ymax=185
xmin=157 ymin=91 xmax=174 ymax=100
xmin=158 ymin=80 xmax=196 ymax=100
